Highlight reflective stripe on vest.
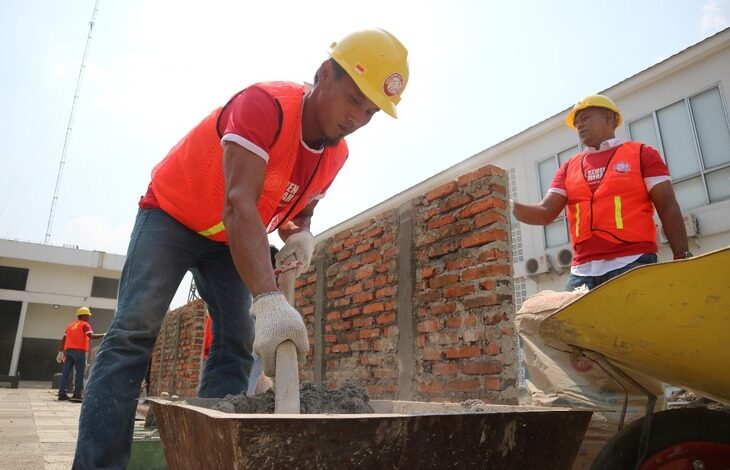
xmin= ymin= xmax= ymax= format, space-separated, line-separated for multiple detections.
xmin=565 ymin=142 xmax=656 ymax=246
xmin=64 ymin=320 xmax=90 ymax=352
xmin=150 ymin=82 xmax=348 ymax=243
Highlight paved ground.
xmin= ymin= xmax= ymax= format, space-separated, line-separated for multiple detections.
xmin=0 ymin=387 xmax=80 ymax=470
xmin=0 ymin=386 xmax=153 ymax=470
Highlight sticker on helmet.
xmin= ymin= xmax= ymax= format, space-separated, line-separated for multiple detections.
xmin=354 ymin=63 xmax=366 ymax=75
xmin=383 ymin=72 xmax=404 ymax=96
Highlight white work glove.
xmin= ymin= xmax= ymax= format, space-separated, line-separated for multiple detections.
xmin=275 ymin=231 xmax=315 ymax=276
xmin=56 ymin=351 xmax=65 ymax=364
xmin=251 ymin=292 xmax=309 ymax=377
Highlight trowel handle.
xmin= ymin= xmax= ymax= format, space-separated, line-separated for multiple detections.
xmin=275 ymin=340 xmax=300 ymax=414
xmin=274 ymin=255 xmax=300 ymax=414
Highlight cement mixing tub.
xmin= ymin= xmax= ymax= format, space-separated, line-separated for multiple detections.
xmin=149 ymin=398 xmax=592 ymax=469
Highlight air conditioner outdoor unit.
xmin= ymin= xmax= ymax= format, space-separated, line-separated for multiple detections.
xmin=659 ymin=213 xmax=698 ymax=244
xmin=554 ymin=248 xmax=573 ymax=268
xmin=524 ymin=255 xmax=549 ymax=276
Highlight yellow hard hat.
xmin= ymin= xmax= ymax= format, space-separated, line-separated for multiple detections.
xmin=565 ymin=94 xmax=622 ymax=129
xmin=328 ymin=28 xmax=409 ymax=119
xmin=77 ymin=306 xmax=92 ymax=317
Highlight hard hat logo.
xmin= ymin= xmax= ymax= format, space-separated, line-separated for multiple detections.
xmin=383 ymin=73 xmax=404 ymax=97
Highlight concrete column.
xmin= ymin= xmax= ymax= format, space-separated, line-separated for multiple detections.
xmin=8 ymin=301 xmax=28 ymax=376
xmin=396 ymin=202 xmax=416 ymax=400
xmin=313 ymin=257 xmax=326 ymax=384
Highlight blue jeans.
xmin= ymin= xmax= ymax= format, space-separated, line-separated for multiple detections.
xmin=73 ymin=209 xmax=254 ymax=470
xmin=59 ymin=349 xmax=86 ymax=397
xmin=565 ymin=253 xmax=658 ymax=291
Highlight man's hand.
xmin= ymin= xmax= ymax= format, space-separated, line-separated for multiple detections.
xmin=275 ymin=231 xmax=315 ymax=276
xmin=56 ymin=351 xmax=65 ymax=364
xmin=251 ymin=292 xmax=309 ymax=376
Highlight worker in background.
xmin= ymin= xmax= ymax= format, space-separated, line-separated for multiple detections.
xmin=512 ymin=94 xmax=690 ymax=291
xmin=56 ymin=307 xmax=103 ymax=401
xmin=73 ymin=28 xmax=408 ymax=469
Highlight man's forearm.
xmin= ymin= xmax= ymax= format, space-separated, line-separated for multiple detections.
xmin=223 ymin=205 xmax=278 ymax=297
xmin=658 ymin=205 xmax=689 ymax=257
xmin=513 ymin=201 xmax=555 ymax=225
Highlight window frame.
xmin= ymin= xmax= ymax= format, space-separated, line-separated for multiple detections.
xmin=627 ymin=83 xmax=730 ymax=208
xmin=535 ymin=143 xmax=581 ymax=249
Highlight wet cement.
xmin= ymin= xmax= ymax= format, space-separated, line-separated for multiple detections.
xmin=211 ymin=381 xmax=374 ymax=414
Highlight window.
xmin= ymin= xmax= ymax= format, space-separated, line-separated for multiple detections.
xmin=536 ymin=145 xmax=580 ymax=248
xmin=628 ymin=86 xmax=730 ymax=211
xmin=91 ymin=276 xmax=120 ymax=299
xmin=0 ymin=266 xmax=29 ymax=291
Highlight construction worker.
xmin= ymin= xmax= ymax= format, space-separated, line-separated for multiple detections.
xmin=512 ymin=94 xmax=690 ymax=291
xmin=56 ymin=307 xmax=103 ymax=401
xmin=73 ymin=28 xmax=408 ymax=469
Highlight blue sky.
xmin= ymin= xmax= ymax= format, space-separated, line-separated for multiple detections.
xmin=1 ymin=1 xmax=728 ymax=305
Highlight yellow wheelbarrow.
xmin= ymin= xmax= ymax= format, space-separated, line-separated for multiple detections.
xmin=540 ymin=246 xmax=730 ymax=469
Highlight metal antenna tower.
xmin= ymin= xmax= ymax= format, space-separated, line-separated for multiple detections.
xmin=44 ymin=0 xmax=100 ymax=244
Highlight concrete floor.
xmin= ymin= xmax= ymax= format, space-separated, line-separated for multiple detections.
xmin=0 ymin=387 xmax=80 ymax=470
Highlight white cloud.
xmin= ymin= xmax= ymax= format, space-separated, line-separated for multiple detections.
xmin=701 ymin=0 xmax=729 ymax=35
xmin=56 ymin=215 xmax=132 ymax=254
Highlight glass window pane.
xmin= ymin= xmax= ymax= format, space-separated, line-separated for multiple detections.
xmin=690 ymin=87 xmax=730 ymax=169
xmin=544 ymin=218 xmax=569 ymax=248
xmin=706 ymin=166 xmax=730 ymax=203
xmin=629 ymin=115 xmax=661 ymax=152
xmin=657 ymin=101 xmax=701 ymax=180
xmin=557 ymin=145 xmax=580 ymax=166
xmin=672 ymin=177 xmax=707 ymax=211
xmin=538 ymin=157 xmax=558 ymax=198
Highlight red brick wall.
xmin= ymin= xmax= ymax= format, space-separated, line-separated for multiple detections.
xmin=413 ymin=166 xmax=516 ymax=402
xmin=149 ymin=299 xmax=206 ymax=397
xmin=149 ymin=163 xmax=517 ymax=404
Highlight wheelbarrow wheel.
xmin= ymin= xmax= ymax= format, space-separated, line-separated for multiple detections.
xmin=591 ymin=407 xmax=730 ymax=470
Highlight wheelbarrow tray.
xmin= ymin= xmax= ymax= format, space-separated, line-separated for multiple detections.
xmin=148 ymin=398 xmax=592 ymax=469
xmin=540 ymin=246 xmax=730 ymax=405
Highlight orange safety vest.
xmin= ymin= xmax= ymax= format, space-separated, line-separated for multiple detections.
xmin=565 ymin=142 xmax=657 ymax=246
xmin=150 ymin=82 xmax=349 ymax=242
xmin=64 ymin=320 xmax=90 ymax=352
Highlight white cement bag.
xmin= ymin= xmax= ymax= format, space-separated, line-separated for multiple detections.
xmin=515 ymin=289 xmax=665 ymax=469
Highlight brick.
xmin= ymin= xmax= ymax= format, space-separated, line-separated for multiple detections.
xmin=463 ymin=361 xmax=502 ymax=375
xmin=355 ymin=266 xmax=375 ymax=281
xmin=418 ymin=382 xmax=444 ymax=393
xmin=445 ymin=314 xmax=477 ymax=328
xmin=352 ymin=292 xmax=374 ymax=304
xmin=440 ymin=193 xmax=473 ymax=213
xmin=327 ymin=312 xmax=342 ymax=321
xmin=445 ymin=379 xmax=481 ymax=393
xmin=432 ymin=363 xmax=458 ymax=376
xmin=332 ymin=320 xmax=352 ymax=331
xmin=427 ymin=214 xmax=456 ymax=230
xmin=359 ymin=328 xmax=381 ymax=339
xmin=363 ymin=302 xmax=386 ymax=315
xmin=425 ymin=181 xmax=457 ymax=202
xmin=485 ymin=377 xmax=502 ymax=391
xmin=375 ymin=286 xmax=396 ymax=299
xmin=430 ymin=303 xmax=457 ymax=315
xmin=443 ymin=285 xmax=476 ymax=299
xmin=427 ymin=240 xmax=460 ymax=258
xmin=421 ymin=348 xmax=442 ymax=361
xmin=331 ymin=344 xmax=350 ymax=353
xmin=420 ymin=266 xmax=436 ymax=279
xmin=485 ymin=342 xmax=501 ymax=356
xmin=417 ymin=320 xmax=440 ymax=333
xmin=429 ymin=274 xmax=459 ymax=289
xmin=360 ymin=356 xmax=382 ymax=366
xmin=355 ymin=242 xmax=374 ymax=254
xmin=464 ymin=294 xmax=500 ymax=309
xmin=363 ymin=226 xmax=384 ymax=239
xmin=353 ymin=317 xmax=373 ymax=328
xmin=475 ymin=210 xmax=506 ymax=229
xmin=445 ymin=345 xmax=480 ymax=359
xmin=362 ymin=252 xmax=382 ymax=264
xmin=445 ymin=258 xmax=474 ymax=271
xmin=341 ymin=307 xmax=361 ymax=318
xmin=376 ymin=312 xmax=396 ymax=325
xmin=344 ymin=284 xmax=363 ymax=295
xmin=461 ymin=229 xmax=509 ymax=248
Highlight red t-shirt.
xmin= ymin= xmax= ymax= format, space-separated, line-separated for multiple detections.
xmin=139 ymin=86 xmax=330 ymax=229
xmin=549 ymin=143 xmax=671 ymax=264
